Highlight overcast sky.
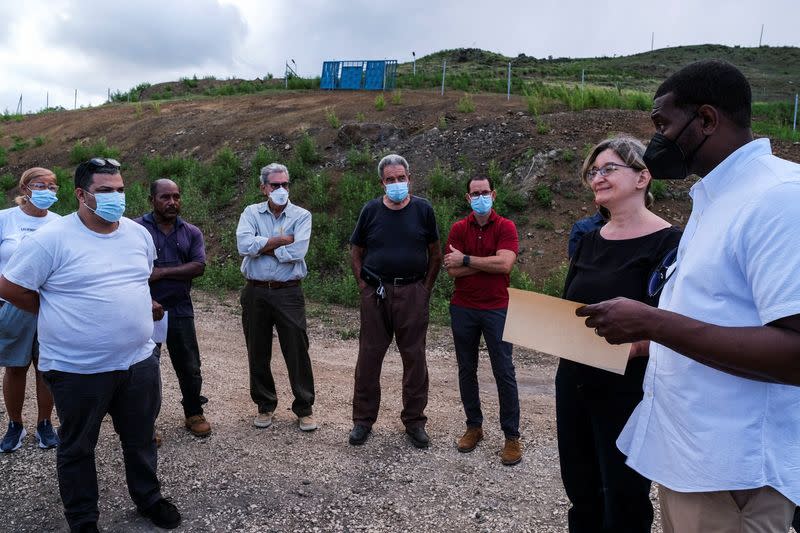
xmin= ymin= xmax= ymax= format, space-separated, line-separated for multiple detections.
xmin=2 ymin=0 xmax=798 ymax=113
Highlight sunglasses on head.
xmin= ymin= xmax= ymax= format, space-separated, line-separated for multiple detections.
xmin=647 ymin=247 xmax=678 ymax=298
xmin=87 ymin=157 xmax=121 ymax=169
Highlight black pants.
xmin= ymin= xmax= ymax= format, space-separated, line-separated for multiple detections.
xmin=43 ymin=355 xmax=162 ymax=530
xmin=240 ymin=284 xmax=315 ymax=417
xmin=793 ymin=507 xmax=799 ymax=530
xmin=450 ymin=304 xmax=520 ymax=438
xmin=555 ymin=360 xmax=653 ymax=533
xmin=154 ymin=315 xmax=204 ymax=417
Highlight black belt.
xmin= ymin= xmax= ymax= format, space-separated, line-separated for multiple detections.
xmin=373 ymin=274 xmax=424 ymax=287
xmin=246 ymin=279 xmax=301 ymax=289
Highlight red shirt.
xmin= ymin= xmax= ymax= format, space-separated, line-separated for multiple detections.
xmin=446 ymin=210 xmax=519 ymax=309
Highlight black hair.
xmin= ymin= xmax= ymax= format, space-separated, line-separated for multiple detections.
xmin=74 ymin=159 xmax=120 ymax=190
xmin=655 ymin=60 xmax=751 ymax=128
xmin=465 ymin=175 xmax=494 ymax=193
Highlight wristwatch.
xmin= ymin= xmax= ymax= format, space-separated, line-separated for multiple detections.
xmin=462 ymin=255 xmax=471 ymax=267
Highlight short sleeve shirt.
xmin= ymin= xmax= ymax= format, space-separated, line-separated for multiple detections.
xmin=350 ymin=196 xmax=439 ymax=278
xmin=446 ymin=210 xmax=519 ymax=309
xmin=134 ymin=213 xmax=206 ymax=317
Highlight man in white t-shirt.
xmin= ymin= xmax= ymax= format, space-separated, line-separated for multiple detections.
xmin=0 ymin=158 xmax=181 ymax=532
xmin=577 ymin=60 xmax=800 ymax=532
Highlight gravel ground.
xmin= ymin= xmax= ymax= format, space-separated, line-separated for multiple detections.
xmin=0 ymin=291 xmax=665 ymax=532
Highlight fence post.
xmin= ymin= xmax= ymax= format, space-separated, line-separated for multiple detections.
xmin=441 ymin=60 xmax=446 ymax=96
xmin=74 ymin=89 xmax=77 ymax=110
xmin=793 ymin=93 xmax=798 ymax=132
xmin=507 ymin=62 xmax=511 ymax=100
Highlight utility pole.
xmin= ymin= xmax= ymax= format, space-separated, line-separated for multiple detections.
xmin=651 ymin=32 xmax=654 ymax=51
xmin=793 ymin=93 xmax=798 ymax=132
xmin=74 ymin=89 xmax=77 ymax=110
xmin=412 ymin=51 xmax=416 ymax=76
xmin=507 ymin=62 xmax=512 ymax=100
xmin=759 ymin=24 xmax=764 ymax=47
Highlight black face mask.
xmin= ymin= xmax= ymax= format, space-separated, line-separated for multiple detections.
xmin=643 ymin=113 xmax=708 ymax=180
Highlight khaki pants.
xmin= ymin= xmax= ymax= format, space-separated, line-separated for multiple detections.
xmin=659 ymin=484 xmax=795 ymax=533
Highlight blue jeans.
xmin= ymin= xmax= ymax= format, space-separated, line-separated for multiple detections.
xmin=43 ymin=355 xmax=163 ymax=530
xmin=153 ymin=315 xmax=204 ymax=417
xmin=450 ymin=305 xmax=520 ymax=438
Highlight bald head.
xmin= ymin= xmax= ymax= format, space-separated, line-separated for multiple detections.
xmin=149 ymin=179 xmax=181 ymax=223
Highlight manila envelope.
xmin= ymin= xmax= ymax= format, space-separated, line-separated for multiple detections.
xmin=502 ymin=288 xmax=630 ymax=375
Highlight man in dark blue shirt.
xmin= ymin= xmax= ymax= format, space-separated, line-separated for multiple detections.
xmin=136 ymin=179 xmax=211 ymax=437
xmin=567 ymin=206 xmax=607 ymax=259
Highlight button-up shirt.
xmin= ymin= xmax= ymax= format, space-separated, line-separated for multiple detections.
xmin=617 ymin=139 xmax=800 ymax=504
xmin=236 ymin=200 xmax=311 ymax=282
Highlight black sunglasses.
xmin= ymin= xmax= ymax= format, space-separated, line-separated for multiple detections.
xmin=647 ymin=247 xmax=678 ymax=298
xmin=87 ymin=157 xmax=121 ymax=168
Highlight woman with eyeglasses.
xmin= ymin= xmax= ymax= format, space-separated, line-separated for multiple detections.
xmin=556 ymin=136 xmax=682 ymax=532
xmin=0 ymin=167 xmax=62 ymax=452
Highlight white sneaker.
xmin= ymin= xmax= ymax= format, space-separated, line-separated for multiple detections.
xmin=253 ymin=411 xmax=274 ymax=428
xmin=298 ymin=415 xmax=318 ymax=432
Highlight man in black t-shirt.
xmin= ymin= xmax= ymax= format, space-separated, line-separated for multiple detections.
xmin=348 ymin=154 xmax=442 ymax=449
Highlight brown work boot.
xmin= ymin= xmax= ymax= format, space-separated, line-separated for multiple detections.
xmin=457 ymin=426 xmax=483 ymax=453
xmin=185 ymin=415 xmax=211 ymax=437
xmin=500 ymin=437 xmax=522 ymax=465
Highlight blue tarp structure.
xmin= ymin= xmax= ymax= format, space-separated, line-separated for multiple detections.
xmin=320 ymin=60 xmax=397 ymax=90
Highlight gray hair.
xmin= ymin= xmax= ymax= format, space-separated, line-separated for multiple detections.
xmin=259 ymin=163 xmax=289 ymax=185
xmin=377 ymin=154 xmax=409 ymax=180
xmin=581 ymin=135 xmax=654 ymax=209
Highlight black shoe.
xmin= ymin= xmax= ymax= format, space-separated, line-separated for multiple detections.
xmin=72 ymin=523 xmax=100 ymax=533
xmin=406 ymin=426 xmax=430 ymax=448
xmin=138 ymin=498 xmax=181 ymax=529
xmin=348 ymin=425 xmax=371 ymax=445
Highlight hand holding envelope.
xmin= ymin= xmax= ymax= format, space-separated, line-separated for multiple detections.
xmin=502 ymin=289 xmax=634 ymax=375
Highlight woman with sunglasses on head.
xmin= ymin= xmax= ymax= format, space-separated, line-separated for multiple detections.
xmin=556 ymin=136 xmax=682 ymax=532
xmin=0 ymin=167 xmax=62 ymax=452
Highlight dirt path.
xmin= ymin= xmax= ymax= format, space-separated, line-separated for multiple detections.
xmin=0 ymin=291 xmax=665 ymax=532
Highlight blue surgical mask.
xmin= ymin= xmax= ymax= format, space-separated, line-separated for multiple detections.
xmin=470 ymin=194 xmax=493 ymax=215
xmin=28 ymin=189 xmax=58 ymax=210
xmin=385 ymin=181 xmax=409 ymax=203
xmin=84 ymin=191 xmax=126 ymax=222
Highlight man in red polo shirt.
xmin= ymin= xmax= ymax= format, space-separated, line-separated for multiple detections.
xmin=443 ymin=176 xmax=521 ymax=465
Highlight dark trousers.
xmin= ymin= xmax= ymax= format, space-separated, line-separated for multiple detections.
xmin=794 ymin=507 xmax=799 ymax=530
xmin=450 ymin=305 xmax=520 ymax=438
xmin=240 ymin=283 xmax=315 ymax=417
xmin=154 ymin=315 xmax=204 ymax=417
xmin=555 ymin=361 xmax=653 ymax=533
xmin=352 ymin=281 xmax=430 ymax=429
xmin=43 ymin=355 xmax=162 ymax=530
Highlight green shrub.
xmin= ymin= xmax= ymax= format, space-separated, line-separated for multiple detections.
xmin=539 ymin=263 xmax=569 ymax=297
xmin=292 ymin=172 xmax=330 ymax=211
xmin=295 ymin=133 xmax=321 ymax=165
xmin=9 ymin=136 xmax=29 ymax=152
xmin=33 ymin=136 xmax=46 ymax=147
xmin=355 ymin=111 xmax=366 ymax=122
xmin=324 ymin=107 xmax=340 ymax=129
xmin=438 ymin=115 xmax=447 ymax=130
xmin=0 ymin=173 xmax=15 ymax=191
xmin=535 ymin=184 xmax=553 ymax=208
xmin=346 ymin=145 xmax=373 ymax=168
xmin=537 ymin=121 xmax=551 ymax=134
xmin=374 ymin=94 xmax=386 ymax=111
xmin=650 ymin=179 xmax=667 ymax=200
xmin=561 ymin=149 xmax=575 ymax=163
xmin=68 ymin=139 xmax=120 ymax=165
xmin=510 ymin=267 xmax=536 ymax=291
xmin=195 ymin=260 xmax=244 ymax=292
xmin=456 ymin=93 xmax=476 ymax=113
xmin=51 ymin=166 xmax=78 ymax=215
xmin=390 ymin=91 xmax=402 ymax=105
xmin=534 ymin=218 xmax=554 ymax=230
xmin=0 ymin=146 xmax=7 ymax=167
xmin=427 ymin=161 xmax=459 ymax=199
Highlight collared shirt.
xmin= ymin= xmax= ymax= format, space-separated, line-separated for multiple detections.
xmin=567 ymin=211 xmax=605 ymax=259
xmin=134 ymin=213 xmax=205 ymax=317
xmin=446 ymin=210 xmax=518 ymax=309
xmin=236 ymin=200 xmax=311 ymax=282
xmin=617 ymin=139 xmax=800 ymax=504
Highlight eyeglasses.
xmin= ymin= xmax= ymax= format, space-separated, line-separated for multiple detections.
xmin=268 ymin=182 xmax=289 ymax=189
xmin=468 ymin=191 xmax=492 ymax=198
xmin=585 ymin=163 xmax=635 ymax=181
xmin=87 ymin=157 xmax=121 ymax=168
xmin=647 ymin=247 xmax=678 ymax=298
xmin=27 ymin=182 xmax=59 ymax=192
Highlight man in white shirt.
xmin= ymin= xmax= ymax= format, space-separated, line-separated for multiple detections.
xmin=577 ymin=60 xmax=800 ymax=532
xmin=0 ymin=158 xmax=181 ymax=532
xmin=236 ymin=163 xmax=316 ymax=432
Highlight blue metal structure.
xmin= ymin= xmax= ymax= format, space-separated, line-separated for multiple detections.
xmin=320 ymin=60 xmax=397 ymax=91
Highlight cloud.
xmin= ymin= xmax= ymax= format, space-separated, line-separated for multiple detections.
xmin=50 ymin=0 xmax=247 ymax=70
